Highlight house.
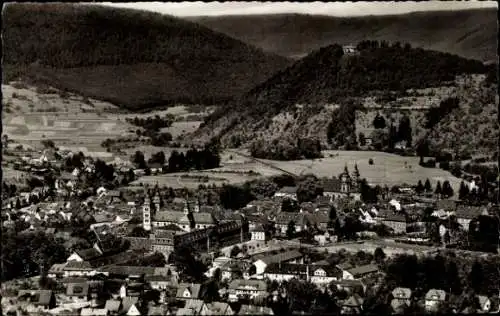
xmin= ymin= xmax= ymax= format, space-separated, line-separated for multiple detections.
xmin=221 ymin=260 xmax=251 ymax=281
xmin=455 ymin=205 xmax=482 ymax=231
xmin=81 ymin=308 xmax=108 ymax=316
xmin=251 ymin=225 xmax=267 ymax=242
xmin=310 ymin=265 xmax=342 ymax=284
xmin=425 ymin=289 xmax=446 ymax=313
xmin=275 ymin=213 xmax=307 ymax=235
xmin=145 ymin=275 xmax=173 ymax=290
xmin=264 ymin=263 xmax=309 ymax=282
xmin=178 ymin=212 xmax=215 ymax=231
xmin=48 ymin=263 xmax=67 ymax=278
xmin=104 ymin=299 xmax=121 ymax=314
xmin=477 ymin=295 xmax=491 ymax=313
xmin=274 ymin=186 xmax=298 ymax=200
xmin=343 ymin=45 xmax=358 ymax=54
xmin=122 ymin=297 xmax=141 ymax=316
xmin=341 ymin=294 xmax=364 ymax=314
xmin=67 ymin=245 xmax=103 ymax=263
xmin=176 ymin=283 xmax=202 ymax=300
xmin=382 ymin=214 xmax=407 ymax=234
xmin=330 ymin=279 xmax=367 ymax=294
xmin=238 ymin=304 xmax=274 ymax=315
xmin=66 ymin=282 xmax=90 ymax=302
xmin=203 ymin=302 xmax=234 ymax=315
xmin=153 ymin=211 xmax=185 ymax=228
xmin=63 ymin=261 xmax=93 ymax=277
xmin=17 ymin=290 xmax=57 ymax=310
xmin=391 ymin=287 xmax=412 ymax=314
xmin=253 ymin=250 xmax=304 ymax=275
xmin=183 ymin=299 xmax=208 ymax=314
xmin=228 ymin=279 xmax=268 ymax=302
xmin=343 ymin=264 xmax=379 ymax=280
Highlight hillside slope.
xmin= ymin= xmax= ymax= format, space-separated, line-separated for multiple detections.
xmin=2 ymin=3 xmax=290 ymax=110
xmin=188 ymin=9 xmax=498 ymax=62
xmin=192 ymin=42 xmax=494 ymax=156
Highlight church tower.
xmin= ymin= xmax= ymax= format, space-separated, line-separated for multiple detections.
xmin=143 ymin=189 xmax=152 ymax=231
xmin=340 ymin=165 xmax=351 ymax=193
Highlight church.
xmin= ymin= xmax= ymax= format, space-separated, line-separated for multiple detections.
xmin=321 ymin=164 xmax=362 ymax=201
xmin=141 ymin=185 xmax=215 ymax=233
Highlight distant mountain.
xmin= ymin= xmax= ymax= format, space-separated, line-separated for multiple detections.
xmin=188 ymin=9 xmax=498 ymax=62
xmin=192 ymin=42 xmax=491 ymax=151
xmin=2 ymin=3 xmax=291 ymax=110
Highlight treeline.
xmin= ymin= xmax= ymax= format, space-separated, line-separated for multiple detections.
xmin=425 ymin=97 xmax=460 ymax=129
xmin=126 ymin=115 xmax=174 ymax=131
xmin=250 ymin=137 xmax=322 ymax=160
xmin=1 ymin=230 xmax=68 ymax=281
xmin=327 ymin=99 xmax=359 ymax=149
xmin=166 ymin=147 xmax=221 ymax=173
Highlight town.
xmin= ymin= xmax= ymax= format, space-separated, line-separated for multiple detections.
xmin=1 ymin=137 xmax=499 ymax=315
xmin=1 ymin=1 xmax=499 ymax=316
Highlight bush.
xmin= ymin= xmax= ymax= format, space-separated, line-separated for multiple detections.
xmin=439 ymin=161 xmax=450 ymax=170
xmin=368 ymin=158 xmax=374 ymax=165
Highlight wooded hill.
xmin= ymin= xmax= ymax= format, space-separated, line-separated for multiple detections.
xmin=2 ymin=3 xmax=290 ymax=110
xmin=189 ymin=8 xmax=498 ymax=62
xmin=193 ymin=42 xmax=492 ymax=153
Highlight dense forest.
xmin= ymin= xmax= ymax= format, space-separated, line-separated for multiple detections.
xmin=2 ymin=3 xmax=289 ymax=109
xmin=250 ymin=137 xmax=323 ymax=160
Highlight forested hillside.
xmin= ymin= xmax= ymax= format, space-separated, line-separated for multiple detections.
xmin=193 ymin=41 xmax=493 ymax=159
xmin=189 ymin=9 xmax=498 ymax=62
xmin=2 ymin=3 xmax=290 ymax=110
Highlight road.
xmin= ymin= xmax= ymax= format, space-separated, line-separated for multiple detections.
xmin=225 ymin=149 xmax=299 ymax=178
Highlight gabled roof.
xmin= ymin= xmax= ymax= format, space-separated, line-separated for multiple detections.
xmin=49 ymin=263 xmax=67 ymax=274
xmin=75 ymin=248 xmax=102 ymax=261
xmin=121 ymin=296 xmax=139 ymax=313
xmin=322 ymin=178 xmax=342 ymax=193
xmin=104 ymin=299 xmax=121 ymax=312
xmin=425 ymin=289 xmax=446 ymax=301
xmin=392 ymin=287 xmax=412 ymax=300
xmin=205 ymin=302 xmax=232 ymax=315
xmin=265 ymin=263 xmax=308 ymax=275
xmin=81 ymin=308 xmax=108 ymax=316
xmin=64 ymin=261 xmax=92 ymax=271
xmin=343 ymin=294 xmax=364 ymax=307
xmin=154 ymin=211 xmax=184 ymax=222
xmin=176 ymin=283 xmax=201 ymax=299
xmin=346 ymin=264 xmax=379 ymax=277
xmin=18 ymin=290 xmax=54 ymax=306
xmin=98 ymin=265 xmax=155 ymax=276
xmin=148 ymin=305 xmax=167 ymax=316
xmin=228 ymin=279 xmax=267 ymax=292
xmin=66 ymin=282 xmax=89 ymax=297
xmin=257 ymin=250 xmax=303 ymax=265
xmin=277 ymin=186 xmax=298 ymax=194
xmin=184 ymin=299 xmax=205 ymax=314
xmin=192 ymin=212 xmax=214 ymax=224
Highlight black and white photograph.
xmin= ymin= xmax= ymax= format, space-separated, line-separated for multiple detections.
xmin=1 ymin=1 xmax=499 ymax=315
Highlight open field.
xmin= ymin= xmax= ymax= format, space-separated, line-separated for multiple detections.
xmin=130 ymin=171 xmax=260 ymax=189
xmin=222 ymin=149 xmax=463 ymax=191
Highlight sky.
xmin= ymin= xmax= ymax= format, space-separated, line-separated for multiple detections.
xmin=99 ymin=1 xmax=498 ymax=17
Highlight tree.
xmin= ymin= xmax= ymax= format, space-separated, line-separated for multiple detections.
xmin=286 ymin=221 xmax=296 ymax=239
xmin=416 ymin=139 xmax=430 ymax=163
xmin=459 ymin=181 xmax=470 ymax=200
xmin=329 ymin=206 xmax=337 ymax=221
xmin=15 ymin=198 xmax=21 ymax=209
xmin=445 ymin=260 xmax=462 ymax=295
xmin=374 ymin=247 xmax=386 ymax=264
xmin=397 ymin=115 xmax=412 ymax=146
xmin=424 ymin=179 xmax=432 ymax=192
xmin=373 ymin=114 xmax=387 ymax=129
xmin=435 ymin=181 xmax=442 ymax=196
xmin=416 ymin=180 xmax=424 ymax=194
xmin=281 ymin=198 xmax=297 ymax=213
xmin=468 ymin=261 xmax=484 ymax=293
xmin=442 ymin=181 xmax=454 ymax=197
xmin=296 ymin=177 xmax=323 ymax=203
xmin=132 ymin=151 xmax=147 ymax=169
